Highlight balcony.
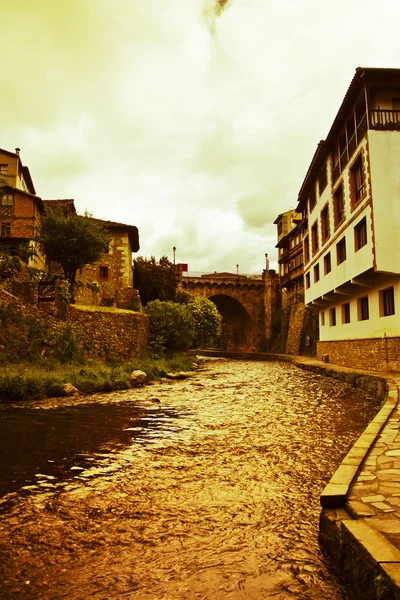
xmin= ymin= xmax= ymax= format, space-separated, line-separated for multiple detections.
xmin=370 ymin=109 xmax=400 ymax=130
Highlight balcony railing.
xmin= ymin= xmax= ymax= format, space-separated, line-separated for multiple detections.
xmin=370 ymin=109 xmax=400 ymax=130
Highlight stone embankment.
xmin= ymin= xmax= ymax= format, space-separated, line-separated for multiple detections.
xmin=195 ymin=350 xmax=400 ymax=599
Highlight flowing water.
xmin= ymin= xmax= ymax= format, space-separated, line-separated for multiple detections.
xmin=0 ymin=358 xmax=381 ymax=599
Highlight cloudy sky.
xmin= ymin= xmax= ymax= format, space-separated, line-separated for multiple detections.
xmin=2 ymin=0 xmax=400 ymax=274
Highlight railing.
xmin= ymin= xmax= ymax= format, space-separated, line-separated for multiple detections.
xmin=370 ymin=109 xmax=400 ymax=130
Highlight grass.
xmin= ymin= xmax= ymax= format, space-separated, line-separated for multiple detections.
xmin=0 ymin=353 xmax=199 ymax=402
xmin=72 ymin=304 xmax=137 ymax=314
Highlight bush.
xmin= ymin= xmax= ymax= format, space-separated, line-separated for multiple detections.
xmin=186 ymin=297 xmax=222 ymax=348
xmin=145 ymin=299 xmax=195 ymax=352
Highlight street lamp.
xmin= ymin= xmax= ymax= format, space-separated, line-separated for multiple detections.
xmin=173 ymin=246 xmax=176 ymax=265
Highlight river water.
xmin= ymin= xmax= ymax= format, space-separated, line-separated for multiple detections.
xmin=0 ymin=358 xmax=381 ymax=599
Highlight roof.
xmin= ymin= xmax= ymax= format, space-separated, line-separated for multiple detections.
xmin=296 ymin=67 xmax=400 ymax=212
xmin=88 ymin=217 xmax=140 ymax=252
xmin=43 ymin=199 xmax=77 ymax=215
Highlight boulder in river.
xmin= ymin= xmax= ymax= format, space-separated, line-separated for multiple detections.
xmin=129 ymin=370 xmax=147 ymax=387
xmin=62 ymin=383 xmax=80 ymax=397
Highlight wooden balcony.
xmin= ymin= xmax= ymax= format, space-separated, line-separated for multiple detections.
xmin=370 ymin=109 xmax=400 ymax=130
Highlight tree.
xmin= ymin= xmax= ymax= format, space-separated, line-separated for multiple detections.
xmin=35 ymin=207 xmax=110 ymax=302
xmin=133 ymin=256 xmax=178 ymax=306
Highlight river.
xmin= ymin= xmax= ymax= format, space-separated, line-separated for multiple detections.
xmin=0 ymin=358 xmax=381 ymax=599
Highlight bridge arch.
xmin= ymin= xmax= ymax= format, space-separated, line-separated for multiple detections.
xmin=208 ymin=293 xmax=252 ymax=352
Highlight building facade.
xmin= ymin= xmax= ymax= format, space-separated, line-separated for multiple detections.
xmin=297 ymin=67 xmax=400 ymax=371
xmin=274 ymin=210 xmax=304 ymax=303
xmin=0 ymin=147 xmax=45 ymax=269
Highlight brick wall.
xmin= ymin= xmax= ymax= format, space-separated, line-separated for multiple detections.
xmin=317 ymin=337 xmax=400 ymax=372
xmin=68 ymin=305 xmax=149 ymax=360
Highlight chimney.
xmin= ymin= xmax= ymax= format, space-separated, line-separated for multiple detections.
xmin=15 ymin=147 xmax=20 ymax=156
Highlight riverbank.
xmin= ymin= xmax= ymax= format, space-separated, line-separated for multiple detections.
xmin=195 ymin=349 xmax=400 ymax=599
xmin=0 ymin=353 xmax=198 ymax=402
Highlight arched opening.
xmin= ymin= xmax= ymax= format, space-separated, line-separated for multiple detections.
xmin=209 ymin=294 xmax=252 ymax=352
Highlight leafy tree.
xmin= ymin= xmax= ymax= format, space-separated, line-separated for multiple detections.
xmin=0 ymin=245 xmax=21 ymax=280
xmin=145 ymin=299 xmax=195 ymax=353
xmin=133 ymin=256 xmax=178 ymax=306
xmin=187 ymin=297 xmax=222 ymax=348
xmin=35 ymin=207 xmax=110 ymax=302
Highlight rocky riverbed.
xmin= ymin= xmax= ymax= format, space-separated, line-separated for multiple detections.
xmin=0 ymin=358 xmax=381 ymax=599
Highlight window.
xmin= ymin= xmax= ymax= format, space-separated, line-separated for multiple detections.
xmin=309 ymin=185 xmax=317 ymax=212
xmin=314 ymin=263 xmax=320 ymax=283
xmin=321 ymin=311 xmax=325 ymax=326
xmin=333 ymin=184 xmax=345 ymax=227
xmin=304 ymin=235 xmax=310 ymax=263
xmin=321 ymin=204 xmax=330 ymax=243
xmin=358 ymin=296 xmax=369 ymax=321
xmin=342 ymin=302 xmax=351 ymax=324
xmin=318 ymin=163 xmax=327 ymax=195
xmin=99 ymin=266 xmax=109 ymax=279
xmin=305 ymin=272 xmax=310 ymax=289
xmin=0 ymin=222 xmax=11 ymax=237
xmin=329 ymin=307 xmax=336 ymax=327
xmin=311 ymin=221 xmax=319 ymax=255
xmin=336 ymin=237 xmax=346 ymax=265
xmin=323 ymin=252 xmax=331 ymax=275
xmin=354 ymin=217 xmax=367 ymax=251
xmin=0 ymin=164 xmax=8 ymax=174
xmin=380 ymin=287 xmax=395 ymax=317
xmin=278 ymin=222 xmax=283 ymax=237
xmin=1 ymin=193 xmax=13 ymax=207
xmin=350 ymin=154 xmax=366 ymax=207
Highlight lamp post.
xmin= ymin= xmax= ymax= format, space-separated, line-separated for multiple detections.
xmin=236 ymin=264 xmax=239 ymax=275
xmin=173 ymin=246 xmax=176 ymax=265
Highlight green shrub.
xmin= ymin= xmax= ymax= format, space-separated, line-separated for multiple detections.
xmin=186 ymin=297 xmax=222 ymax=348
xmin=145 ymin=300 xmax=195 ymax=352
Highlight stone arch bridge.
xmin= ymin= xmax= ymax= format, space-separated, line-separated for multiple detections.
xmin=179 ymin=271 xmax=279 ymax=352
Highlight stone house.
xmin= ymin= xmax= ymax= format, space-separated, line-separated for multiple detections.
xmin=0 ymin=147 xmax=46 ymax=270
xmin=297 ymin=67 xmax=400 ymax=371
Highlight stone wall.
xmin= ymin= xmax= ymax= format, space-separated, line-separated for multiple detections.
xmin=317 ymin=337 xmax=400 ymax=372
xmin=285 ymin=303 xmax=306 ymax=355
xmin=68 ymin=305 xmax=149 ymax=360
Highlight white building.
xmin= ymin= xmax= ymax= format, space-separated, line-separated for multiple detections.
xmin=297 ymin=67 xmax=400 ymax=371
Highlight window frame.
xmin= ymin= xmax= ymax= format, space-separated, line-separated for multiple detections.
xmin=323 ymin=252 xmax=331 ymax=275
xmin=99 ymin=265 xmax=110 ymax=279
xmin=350 ymin=153 xmax=366 ymax=209
xmin=380 ymin=286 xmax=395 ymax=317
xmin=358 ymin=295 xmax=369 ymax=321
xmin=354 ymin=216 xmax=367 ymax=252
xmin=336 ymin=237 xmax=347 ymax=265
xmin=342 ymin=302 xmax=351 ymax=324
xmin=333 ymin=183 xmax=345 ymax=228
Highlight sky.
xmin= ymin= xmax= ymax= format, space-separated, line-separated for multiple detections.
xmin=2 ymin=0 xmax=400 ymax=275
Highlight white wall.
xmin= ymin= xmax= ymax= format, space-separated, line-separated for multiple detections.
xmin=369 ymin=131 xmax=400 ymax=274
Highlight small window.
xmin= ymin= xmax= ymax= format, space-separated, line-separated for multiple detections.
xmin=358 ymin=296 xmax=369 ymax=321
xmin=305 ymin=272 xmax=310 ymax=289
xmin=314 ymin=263 xmax=320 ymax=283
xmin=380 ymin=287 xmax=395 ymax=317
xmin=321 ymin=204 xmax=330 ymax=244
xmin=99 ymin=266 xmax=109 ymax=279
xmin=321 ymin=311 xmax=325 ymax=326
xmin=304 ymin=235 xmax=310 ymax=263
xmin=342 ymin=302 xmax=351 ymax=324
xmin=1 ymin=193 xmax=13 ymax=207
xmin=0 ymin=221 xmax=11 ymax=237
xmin=350 ymin=154 xmax=366 ymax=207
xmin=0 ymin=164 xmax=8 ymax=175
xmin=336 ymin=238 xmax=346 ymax=265
xmin=311 ymin=221 xmax=319 ymax=255
xmin=354 ymin=217 xmax=367 ymax=251
xmin=333 ymin=184 xmax=345 ymax=227
xmin=323 ymin=252 xmax=331 ymax=275
xmin=329 ymin=307 xmax=336 ymax=327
